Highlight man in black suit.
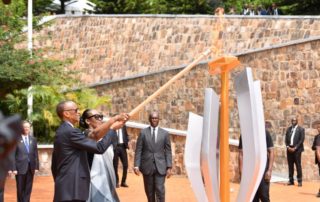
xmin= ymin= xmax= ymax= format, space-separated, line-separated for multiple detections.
xmin=312 ymin=124 xmax=320 ymax=197
xmin=270 ymin=3 xmax=282 ymax=15
xmin=239 ymin=129 xmax=274 ymax=202
xmin=113 ymin=125 xmax=129 ymax=188
xmin=51 ymin=100 xmax=128 ymax=202
xmin=0 ymin=113 xmax=22 ymax=202
xmin=285 ymin=117 xmax=305 ymax=186
xmin=134 ymin=111 xmax=172 ymax=202
xmin=8 ymin=121 xmax=39 ymax=202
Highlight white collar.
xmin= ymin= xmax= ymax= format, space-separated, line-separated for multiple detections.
xmin=65 ymin=121 xmax=74 ymax=128
xmin=150 ymin=126 xmax=159 ymax=130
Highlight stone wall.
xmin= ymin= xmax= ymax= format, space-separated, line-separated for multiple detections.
xmin=95 ymin=40 xmax=320 ymax=181
xmin=35 ymin=15 xmax=320 ymax=85
xmin=33 ymin=15 xmax=320 ymax=181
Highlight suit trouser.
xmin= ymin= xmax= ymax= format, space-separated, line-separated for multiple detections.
xmin=0 ymin=177 xmax=5 ymax=202
xmin=143 ymin=167 xmax=166 ymax=202
xmin=16 ymin=164 xmax=34 ymax=202
xmin=287 ymin=150 xmax=302 ymax=183
xmin=252 ymin=178 xmax=270 ymax=202
xmin=0 ymin=188 xmax=3 ymax=202
xmin=113 ymin=144 xmax=128 ymax=184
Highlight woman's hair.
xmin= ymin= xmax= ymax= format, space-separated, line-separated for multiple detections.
xmin=79 ymin=109 xmax=93 ymax=129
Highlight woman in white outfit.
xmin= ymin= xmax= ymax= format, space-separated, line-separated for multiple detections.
xmin=80 ymin=109 xmax=120 ymax=202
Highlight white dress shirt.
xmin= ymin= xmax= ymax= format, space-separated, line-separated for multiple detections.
xmin=151 ymin=126 xmax=159 ymax=143
xmin=290 ymin=125 xmax=298 ymax=146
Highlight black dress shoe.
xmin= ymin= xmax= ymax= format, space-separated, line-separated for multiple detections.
xmin=298 ymin=182 xmax=302 ymax=187
xmin=121 ymin=183 xmax=129 ymax=188
xmin=116 ymin=184 xmax=120 ymax=188
xmin=287 ymin=182 xmax=294 ymax=186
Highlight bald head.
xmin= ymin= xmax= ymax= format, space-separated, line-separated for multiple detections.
xmin=149 ymin=111 xmax=160 ymax=128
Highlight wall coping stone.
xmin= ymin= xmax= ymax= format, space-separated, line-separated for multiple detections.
xmin=37 ymin=120 xmax=239 ymax=146
xmin=38 ymin=144 xmax=53 ymax=149
xmin=49 ymin=14 xmax=320 ymax=20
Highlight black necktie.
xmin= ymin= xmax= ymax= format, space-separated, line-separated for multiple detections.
xmin=152 ymin=128 xmax=155 ymax=143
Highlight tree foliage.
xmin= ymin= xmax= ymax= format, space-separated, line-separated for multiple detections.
xmin=87 ymin=0 xmax=212 ymax=14
xmin=16 ymin=0 xmax=320 ymax=15
xmin=277 ymin=0 xmax=320 ymax=15
xmin=0 ymin=0 xmax=72 ymax=97
xmin=4 ymin=86 xmax=111 ymax=143
xmin=1 ymin=1 xmax=112 ymax=143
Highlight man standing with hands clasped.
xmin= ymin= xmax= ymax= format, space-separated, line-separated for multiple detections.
xmin=285 ymin=117 xmax=305 ymax=187
xmin=8 ymin=121 xmax=39 ymax=202
xmin=134 ymin=111 xmax=172 ymax=202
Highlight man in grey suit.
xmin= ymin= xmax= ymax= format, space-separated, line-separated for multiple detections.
xmin=134 ymin=111 xmax=172 ymax=202
xmin=8 ymin=121 xmax=39 ymax=202
xmin=51 ymin=100 xmax=128 ymax=202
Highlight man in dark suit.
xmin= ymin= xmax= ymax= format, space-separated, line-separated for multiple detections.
xmin=134 ymin=111 xmax=172 ymax=202
xmin=285 ymin=117 xmax=305 ymax=186
xmin=239 ymin=129 xmax=274 ymax=202
xmin=51 ymin=100 xmax=128 ymax=202
xmin=270 ymin=3 xmax=282 ymax=15
xmin=113 ymin=125 xmax=129 ymax=188
xmin=8 ymin=121 xmax=39 ymax=202
xmin=312 ymin=124 xmax=320 ymax=197
xmin=0 ymin=112 xmax=22 ymax=202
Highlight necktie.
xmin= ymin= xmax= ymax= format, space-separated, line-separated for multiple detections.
xmin=152 ymin=128 xmax=156 ymax=143
xmin=24 ymin=136 xmax=30 ymax=153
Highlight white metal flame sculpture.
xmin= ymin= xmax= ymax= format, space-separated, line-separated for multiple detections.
xmin=184 ymin=68 xmax=267 ymax=202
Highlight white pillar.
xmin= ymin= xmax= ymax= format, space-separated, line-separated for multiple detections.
xmin=27 ymin=0 xmax=33 ymax=135
xmin=27 ymin=0 xmax=33 ymax=53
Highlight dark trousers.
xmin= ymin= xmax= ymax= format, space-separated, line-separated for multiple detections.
xmin=16 ymin=165 xmax=34 ymax=202
xmin=113 ymin=144 xmax=128 ymax=185
xmin=142 ymin=166 xmax=166 ymax=202
xmin=252 ymin=178 xmax=270 ymax=202
xmin=0 ymin=177 xmax=5 ymax=202
xmin=287 ymin=150 xmax=302 ymax=183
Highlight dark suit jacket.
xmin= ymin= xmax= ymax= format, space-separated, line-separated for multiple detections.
xmin=134 ymin=127 xmax=172 ymax=176
xmin=285 ymin=125 xmax=305 ymax=153
xmin=51 ymin=122 xmax=116 ymax=202
xmin=115 ymin=125 xmax=129 ymax=149
xmin=11 ymin=135 xmax=39 ymax=174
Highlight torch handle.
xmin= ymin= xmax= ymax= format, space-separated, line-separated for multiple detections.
xmin=129 ymin=49 xmax=212 ymax=117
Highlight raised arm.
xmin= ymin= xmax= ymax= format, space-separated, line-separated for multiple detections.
xmin=90 ymin=113 xmax=129 ymax=140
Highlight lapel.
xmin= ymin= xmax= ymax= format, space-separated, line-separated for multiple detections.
xmin=154 ymin=127 xmax=164 ymax=149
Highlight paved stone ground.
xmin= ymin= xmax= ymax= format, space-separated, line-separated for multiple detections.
xmin=4 ymin=173 xmax=320 ymax=201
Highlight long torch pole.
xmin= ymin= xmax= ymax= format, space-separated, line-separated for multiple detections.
xmin=129 ymin=49 xmax=212 ymax=117
xmin=220 ymin=71 xmax=230 ymax=202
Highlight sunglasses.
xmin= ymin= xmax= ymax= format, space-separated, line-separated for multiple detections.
xmin=64 ymin=108 xmax=79 ymax=113
xmin=88 ymin=114 xmax=104 ymax=121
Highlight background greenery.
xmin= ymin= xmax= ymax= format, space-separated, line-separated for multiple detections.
xmin=0 ymin=0 xmax=111 ymax=143
xmin=1 ymin=0 xmax=319 ymax=141
xmin=28 ymin=0 xmax=320 ymax=15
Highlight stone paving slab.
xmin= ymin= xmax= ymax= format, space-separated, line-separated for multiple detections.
xmin=4 ymin=173 xmax=320 ymax=201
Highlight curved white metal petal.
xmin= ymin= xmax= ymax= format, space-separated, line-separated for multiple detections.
xmin=235 ymin=68 xmax=267 ymax=202
xmin=185 ymin=112 xmax=208 ymax=202
xmin=201 ymin=88 xmax=220 ymax=202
